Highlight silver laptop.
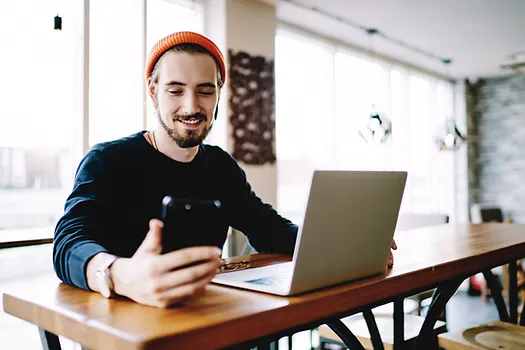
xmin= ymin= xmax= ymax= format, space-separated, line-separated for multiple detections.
xmin=212 ymin=170 xmax=407 ymax=296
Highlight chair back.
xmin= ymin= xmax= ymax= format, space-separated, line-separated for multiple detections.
xmin=470 ymin=204 xmax=504 ymax=223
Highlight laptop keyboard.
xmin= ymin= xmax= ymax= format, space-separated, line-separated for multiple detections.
xmin=245 ymin=274 xmax=292 ymax=287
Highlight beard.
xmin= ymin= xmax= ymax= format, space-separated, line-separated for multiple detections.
xmin=156 ymin=109 xmax=213 ymax=148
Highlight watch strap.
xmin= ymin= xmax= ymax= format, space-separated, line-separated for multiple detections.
xmin=96 ymin=256 xmax=119 ymax=298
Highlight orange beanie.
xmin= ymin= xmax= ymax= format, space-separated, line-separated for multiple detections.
xmin=145 ymin=31 xmax=226 ymax=84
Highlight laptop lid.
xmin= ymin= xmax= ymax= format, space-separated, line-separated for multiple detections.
xmin=212 ymin=170 xmax=407 ymax=296
xmin=287 ymin=170 xmax=407 ymax=294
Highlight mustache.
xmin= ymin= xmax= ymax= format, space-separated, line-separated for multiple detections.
xmin=174 ymin=113 xmax=207 ymax=122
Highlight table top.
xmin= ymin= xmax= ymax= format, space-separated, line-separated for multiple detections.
xmin=4 ymin=223 xmax=525 ymax=350
xmin=0 ymin=226 xmax=54 ymax=249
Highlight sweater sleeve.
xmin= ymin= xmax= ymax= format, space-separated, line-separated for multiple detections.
xmin=53 ymin=149 xmax=111 ymax=290
xmin=223 ymin=153 xmax=298 ymax=255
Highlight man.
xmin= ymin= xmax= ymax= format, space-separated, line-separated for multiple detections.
xmin=53 ymin=31 xmax=396 ymax=308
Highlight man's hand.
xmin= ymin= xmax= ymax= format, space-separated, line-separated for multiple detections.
xmin=387 ymin=239 xmax=397 ymax=268
xmin=110 ymin=219 xmax=222 ymax=308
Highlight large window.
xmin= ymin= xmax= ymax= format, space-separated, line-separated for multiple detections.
xmin=0 ymin=0 xmax=83 ymax=233
xmin=275 ymin=26 xmax=456 ymax=222
xmin=334 ymin=51 xmax=390 ymax=171
xmin=89 ymin=0 xmax=144 ymax=147
xmin=0 ymin=0 xmax=203 ymax=238
xmin=275 ymin=33 xmax=335 ymax=223
xmin=90 ymin=0 xmax=204 ymax=146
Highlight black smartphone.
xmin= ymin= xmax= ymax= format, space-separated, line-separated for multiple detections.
xmin=160 ymin=195 xmax=222 ymax=254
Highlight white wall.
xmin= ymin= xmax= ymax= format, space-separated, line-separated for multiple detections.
xmin=204 ymin=0 xmax=278 ymax=208
xmin=226 ymin=0 xmax=278 ymax=207
xmin=203 ymin=0 xmax=278 ymax=254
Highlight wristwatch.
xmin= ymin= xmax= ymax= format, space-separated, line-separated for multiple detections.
xmin=96 ymin=256 xmax=119 ymax=298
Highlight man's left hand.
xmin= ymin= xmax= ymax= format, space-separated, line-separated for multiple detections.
xmin=388 ymin=239 xmax=397 ymax=268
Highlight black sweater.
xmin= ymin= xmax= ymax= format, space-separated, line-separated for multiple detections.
xmin=53 ymin=131 xmax=298 ymax=290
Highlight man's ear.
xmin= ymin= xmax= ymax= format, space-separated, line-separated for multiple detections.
xmin=147 ymin=77 xmax=158 ymax=108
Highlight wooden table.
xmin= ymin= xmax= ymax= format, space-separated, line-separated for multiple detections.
xmin=4 ymin=223 xmax=525 ymax=350
xmin=0 ymin=226 xmax=54 ymax=249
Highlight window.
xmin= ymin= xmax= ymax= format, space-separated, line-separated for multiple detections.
xmin=275 ymin=32 xmax=335 ymax=223
xmin=407 ymin=74 xmax=432 ymax=209
xmin=89 ymin=0 xmax=144 ymax=147
xmin=275 ymin=26 xmax=457 ymax=222
xmin=334 ymin=52 xmax=390 ymax=170
xmin=90 ymin=0 xmax=204 ymax=146
xmin=0 ymin=0 xmax=83 ymax=233
xmin=0 ymin=0 xmax=203 ymax=238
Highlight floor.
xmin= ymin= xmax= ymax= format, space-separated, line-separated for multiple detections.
xmin=0 ymin=245 xmax=504 ymax=350
xmin=446 ymin=287 xmax=501 ymax=332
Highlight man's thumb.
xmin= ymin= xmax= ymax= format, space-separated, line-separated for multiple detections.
xmin=136 ymin=219 xmax=163 ymax=255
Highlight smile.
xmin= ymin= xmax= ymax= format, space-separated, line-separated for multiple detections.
xmin=178 ymin=119 xmax=204 ymax=128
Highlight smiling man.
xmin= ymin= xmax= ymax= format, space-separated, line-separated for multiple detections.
xmin=53 ymin=31 xmax=396 ymax=308
xmin=147 ymin=40 xmax=220 ymax=153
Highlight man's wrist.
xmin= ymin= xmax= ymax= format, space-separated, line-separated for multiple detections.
xmin=109 ymin=257 xmax=129 ymax=297
xmin=87 ymin=252 xmax=113 ymax=292
xmin=96 ymin=255 xmax=119 ymax=298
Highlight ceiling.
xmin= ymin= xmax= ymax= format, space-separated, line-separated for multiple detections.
xmin=274 ymin=0 xmax=525 ymax=79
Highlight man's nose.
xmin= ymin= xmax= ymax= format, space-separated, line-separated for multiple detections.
xmin=180 ymin=92 xmax=199 ymax=115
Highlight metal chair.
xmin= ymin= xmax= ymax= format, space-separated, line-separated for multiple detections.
xmin=318 ymin=212 xmax=450 ymax=350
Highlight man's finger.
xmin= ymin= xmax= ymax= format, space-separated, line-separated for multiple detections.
xmin=154 ymin=258 xmax=222 ymax=292
xmin=157 ymin=246 xmax=222 ymax=272
xmin=391 ymin=239 xmax=397 ymax=250
xmin=156 ymin=270 xmax=217 ymax=307
xmin=135 ymin=219 xmax=164 ymax=256
xmin=387 ymin=251 xmax=394 ymax=267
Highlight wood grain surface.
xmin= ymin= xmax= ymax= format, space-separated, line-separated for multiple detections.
xmin=4 ymin=223 xmax=525 ymax=349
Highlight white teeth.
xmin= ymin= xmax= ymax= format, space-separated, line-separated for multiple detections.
xmin=180 ymin=119 xmax=200 ymax=124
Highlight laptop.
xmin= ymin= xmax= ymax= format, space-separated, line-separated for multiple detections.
xmin=212 ymin=170 xmax=407 ymax=296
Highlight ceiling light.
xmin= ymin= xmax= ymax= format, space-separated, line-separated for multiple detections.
xmin=54 ymin=15 xmax=62 ymax=31
xmin=435 ymin=119 xmax=466 ymax=151
xmin=359 ymin=111 xmax=391 ymax=144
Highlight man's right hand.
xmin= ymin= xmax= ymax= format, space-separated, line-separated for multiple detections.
xmin=110 ymin=219 xmax=223 ymax=308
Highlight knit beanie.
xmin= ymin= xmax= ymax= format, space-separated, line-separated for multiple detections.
xmin=145 ymin=31 xmax=226 ymax=84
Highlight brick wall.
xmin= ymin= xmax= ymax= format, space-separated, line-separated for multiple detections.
xmin=466 ymin=75 xmax=525 ymax=222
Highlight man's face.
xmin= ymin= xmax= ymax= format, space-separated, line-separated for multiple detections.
xmin=150 ymin=51 xmax=219 ymax=148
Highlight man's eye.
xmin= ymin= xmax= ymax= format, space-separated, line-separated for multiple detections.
xmin=169 ymin=90 xmax=182 ymax=95
xmin=199 ymin=91 xmax=214 ymax=96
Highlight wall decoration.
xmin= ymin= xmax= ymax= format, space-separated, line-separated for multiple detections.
xmin=228 ymin=49 xmax=276 ymax=165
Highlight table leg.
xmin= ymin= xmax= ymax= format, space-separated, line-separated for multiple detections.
xmin=362 ymin=309 xmax=385 ymax=350
xmin=482 ymin=269 xmax=510 ymax=322
xmin=509 ymin=261 xmax=518 ymax=324
xmin=325 ymin=319 xmax=365 ymax=350
xmin=413 ymin=278 xmax=463 ymax=350
xmin=393 ymin=298 xmax=404 ymax=350
xmin=520 ymin=303 xmax=525 ymax=326
xmin=255 ymin=340 xmax=278 ymax=350
xmin=38 ymin=328 xmax=62 ymax=350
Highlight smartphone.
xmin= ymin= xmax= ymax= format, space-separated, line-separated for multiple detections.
xmin=160 ymin=195 xmax=222 ymax=254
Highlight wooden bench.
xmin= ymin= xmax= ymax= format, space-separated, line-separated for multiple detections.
xmin=438 ymin=321 xmax=525 ymax=350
